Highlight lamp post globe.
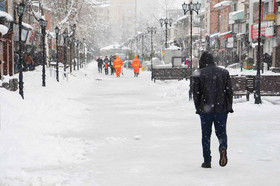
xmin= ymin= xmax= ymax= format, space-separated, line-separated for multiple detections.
xmin=160 ymin=17 xmax=172 ymax=48
xmin=55 ymin=26 xmax=59 ymax=35
xmin=17 ymin=3 xmax=25 ymax=16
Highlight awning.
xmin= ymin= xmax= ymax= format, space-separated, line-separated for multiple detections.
xmin=22 ymin=22 xmax=33 ymax=30
xmin=214 ymin=1 xmax=231 ymax=9
xmin=210 ymin=32 xmax=220 ymax=38
xmin=0 ymin=11 xmax=13 ymax=22
xmin=231 ymin=10 xmax=244 ymax=21
xmin=219 ymin=31 xmax=232 ymax=39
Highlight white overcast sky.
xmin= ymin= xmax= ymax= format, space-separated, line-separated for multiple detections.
xmin=137 ymin=0 xmax=186 ymax=12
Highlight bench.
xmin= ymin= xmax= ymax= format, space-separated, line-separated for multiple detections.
xmin=151 ymin=56 xmax=192 ymax=82
xmin=231 ymin=76 xmax=250 ymax=101
xmin=260 ymin=76 xmax=280 ymax=96
xmin=231 ymin=75 xmax=280 ymax=100
xmin=152 ymin=68 xmax=191 ymax=82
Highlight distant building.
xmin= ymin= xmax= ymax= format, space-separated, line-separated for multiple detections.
xmin=109 ymin=0 xmax=136 ymax=43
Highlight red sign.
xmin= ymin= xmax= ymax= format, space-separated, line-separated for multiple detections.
xmin=221 ymin=34 xmax=232 ymax=39
xmin=29 ymin=31 xmax=34 ymax=43
xmin=251 ymin=21 xmax=274 ymax=39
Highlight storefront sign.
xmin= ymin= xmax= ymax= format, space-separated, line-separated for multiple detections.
xmin=251 ymin=21 xmax=274 ymax=39
xmin=265 ymin=14 xmax=275 ymax=21
xmin=227 ymin=37 xmax=234 ymax=48
xmin=26 ymin=31 xmax=34 ymax=45
xmin=13 ymin=25 xmax=29 ymax=42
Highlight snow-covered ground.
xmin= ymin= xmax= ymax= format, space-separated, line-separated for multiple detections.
xmin=0 ymin=62 xmax=280 ymax=185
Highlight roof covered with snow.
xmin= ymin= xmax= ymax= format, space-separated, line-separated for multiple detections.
xmin=22 ymin=22 xmax=33 ymax=30
xmin=214 ymin=1 xmax=231 ymax=9
xmin=0 ymin=11 xmax=13 ymax=22
xmin=100 ymin=44 xmax=120 ymax=51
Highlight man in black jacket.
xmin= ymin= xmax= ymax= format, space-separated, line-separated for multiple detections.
xmin=193 ymin=51 xmax=233 ymax=168
xmin=97 ymin=57 xmax=103 ymax=73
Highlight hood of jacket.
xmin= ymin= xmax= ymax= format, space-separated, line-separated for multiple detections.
xmin=134 ymin=56 xmax=138 ymax=60
xmin=199 ymin=51 xmax=215 ymax=69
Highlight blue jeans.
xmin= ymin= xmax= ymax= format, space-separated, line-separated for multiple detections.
xmin=199 ymin=113 xmax=228 ymax=163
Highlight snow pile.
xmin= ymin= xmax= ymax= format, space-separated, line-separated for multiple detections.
xmin=0 ymin=65 xmax=94 ymax=184
xmin=0 ymin=24 xmax=9 ymax=35
xmin=0 ymin=11 xmax=13 ymax=22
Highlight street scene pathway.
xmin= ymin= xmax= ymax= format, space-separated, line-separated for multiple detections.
xmin=53 ymin=64 xmax=280 ymax=186
xmin=2 ymin=62 xmax=279 ymax=185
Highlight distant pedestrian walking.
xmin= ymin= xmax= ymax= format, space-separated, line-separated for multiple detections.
xmin=113 ymin=56 xmax=124 ymax=77
xmin=110 ymin=56 xmax=115 ymax=75
xmin=104 ymin=56 xmax=110 ymax=75
xmin=97 ymin=56 xmax=103 ymax=73
xmin=132 ymin=56 xmax=141 ymax=77
xmin=193 ymin=51 xmax=233 ymax=168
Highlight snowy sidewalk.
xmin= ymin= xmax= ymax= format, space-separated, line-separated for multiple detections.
xmin=1 ymin=62 xmax=280 ymax=185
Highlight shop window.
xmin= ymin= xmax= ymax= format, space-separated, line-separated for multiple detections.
xmin=0 ymin=0 xmax=6 ymax=12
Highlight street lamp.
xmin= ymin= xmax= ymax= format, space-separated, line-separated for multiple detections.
xmin=17 ymin=2 xmax=26 ymax=99
xmin=147 ymin=27 xmax=156 ymax=81
xmin=255 ymin=0 xmax=262 ymax=104
xmin=182 ymin=1 xmax=201 ymax=100
xmin=55 ymin=26 xmax=60 ymax=82
xmin=68 ymin=36 xmax=73 ymax=72
xmin=159 ymin=18 xmax=173 ymax=48
xmin=62 ymin=30 xmax=68 ymax=77
xmin=39 ymin=18 xmax=48 ymax=87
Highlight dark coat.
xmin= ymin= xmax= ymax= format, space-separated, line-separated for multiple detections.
xmin=193 ymin=52 xmax=233 ymax=114
xmin=97 ymin=58 xmax=103 ymax=66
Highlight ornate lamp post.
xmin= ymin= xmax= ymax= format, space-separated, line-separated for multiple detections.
xmin=62 ymin=30 xmax=68 ymax=77
xmin=147 ymin=27 xmax=156 ymax=81
xmin=159 ymin=18 xmax=173 ymax=48
xmin=17 ymin=2 xmax=26 ymax=99
xmin=182 ymin=1 xmax=201 ymax=100
xmin=255 ymin=0 xmax=262 ymax=104
xmin=39 ymin=19 xmax=48 ymax=87
xmin=55 ymin=26 xmax=60 ymax=82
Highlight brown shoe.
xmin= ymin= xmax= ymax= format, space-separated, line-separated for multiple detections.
xmin=219 ymin=148 xmax=228 ymax=167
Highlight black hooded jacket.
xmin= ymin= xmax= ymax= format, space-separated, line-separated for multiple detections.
xmin=193 ymin=52 xmax=233 ymax=114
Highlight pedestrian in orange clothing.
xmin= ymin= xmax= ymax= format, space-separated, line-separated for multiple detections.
xmin=132 ymin=56 xmax=141 ymax=77
xmin=113 ymin=56 xmax=124 ymax=77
